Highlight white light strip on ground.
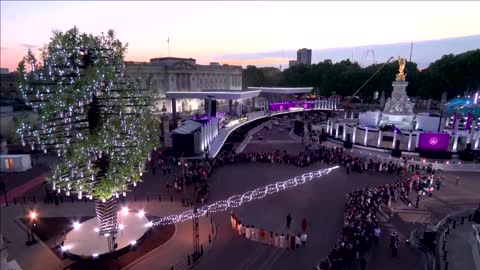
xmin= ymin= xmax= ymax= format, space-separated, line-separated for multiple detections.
xmin=151 ymin=166 xmax=339 ymax=226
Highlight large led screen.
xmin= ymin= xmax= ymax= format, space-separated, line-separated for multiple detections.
xmin=418 ymin=133 xmax=450 ymax=151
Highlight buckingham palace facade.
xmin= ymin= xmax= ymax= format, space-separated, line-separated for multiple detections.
xmin=126 ymin=57 xmax=243 ymax=114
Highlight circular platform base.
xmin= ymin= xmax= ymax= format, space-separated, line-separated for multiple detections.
xmin=63 ymin=211 xmax=150 ymax=258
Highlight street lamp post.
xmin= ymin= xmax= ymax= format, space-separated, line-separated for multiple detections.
xmin=25 ymin=210 xmax=38 ymax=246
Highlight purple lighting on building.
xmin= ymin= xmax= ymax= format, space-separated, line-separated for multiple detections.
xmin=418 ymin=133 xmax=450 ymax=151
xmin=465 ymin=112 xmax=472 ymax=130
xmin=268 ymin=100 xmax=313 ymax=111
xmin=452 ymin=113 xmax=457 ymax=130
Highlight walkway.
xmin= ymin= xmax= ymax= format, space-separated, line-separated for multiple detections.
xmin=0 ymin=200 xmax=214 ymax=270
xmin=208 ymin=108 xmax=336 ymax=158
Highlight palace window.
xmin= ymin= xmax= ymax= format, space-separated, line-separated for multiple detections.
xmin=4 ymin=158 xmax=13 ymax=169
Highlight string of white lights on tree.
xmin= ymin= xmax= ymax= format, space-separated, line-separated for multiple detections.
xmin=16 ymin=27 xmax=159 ymax=237
xmin=149 ymin=166 xmax=339 ymax=226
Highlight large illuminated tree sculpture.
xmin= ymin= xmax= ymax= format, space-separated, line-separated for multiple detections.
xmin=16 ymin=27 xmax=159 ymax=244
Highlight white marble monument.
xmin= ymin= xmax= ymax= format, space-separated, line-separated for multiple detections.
xmin=379 ymin=57 xmax=415 ymax=130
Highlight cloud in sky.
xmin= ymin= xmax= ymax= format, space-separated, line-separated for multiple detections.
xmin=1 ymin=1 xmax=480 ymax=70
xmin=212 ymin=35 xmax=480 ymax=69
xmin=19 ymin=43 xmax=40 ymax=50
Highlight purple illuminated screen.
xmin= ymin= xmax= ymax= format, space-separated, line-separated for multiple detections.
xmin=418 ymin=133 xmax=450 ymax=151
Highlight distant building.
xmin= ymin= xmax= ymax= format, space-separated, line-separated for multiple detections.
xmin=289 ymin=60 xmax=298 ymax=68
xmin=297 ymin=48 xmax=312 ymax=65
xmin=126 ymin=57 xmax=242 ymax=113
xmin=0 ymin=68 xmax=9 ymax=74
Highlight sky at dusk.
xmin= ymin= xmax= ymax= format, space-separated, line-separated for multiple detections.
xmin=1 ymin=1 xmax=480 ymax=71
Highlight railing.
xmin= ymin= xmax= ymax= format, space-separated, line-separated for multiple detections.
xmin=410 ymin=208 xmax=476 ymax=270
xmin=235 ymin=120 xmax=272 ymax=153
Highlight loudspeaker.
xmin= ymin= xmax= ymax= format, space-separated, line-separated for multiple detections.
xmin=344 ymin=141 xmax=353 ymax=149
xmin=473 ymin=209 xmax=480 ymax=224
xmin=465 ymin=143 xmax=472 ymax=151
xmin=423 ymin=230 xmax=437 ymax=244
xmin=293 ymin=121 xmax=304 ymax=136
xmin=210 ymin=100 xmax=217 ymax=117
xmin=392 ymin=149 xmax=402 ymax=157
xmin=422 ymin=229 xmax=437 ymax=252
xmin=459 ymin=143 xmax=474 ymax=161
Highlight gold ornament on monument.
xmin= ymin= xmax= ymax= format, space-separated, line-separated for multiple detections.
xmin=396 ymin=57 xmax=407 ymax=81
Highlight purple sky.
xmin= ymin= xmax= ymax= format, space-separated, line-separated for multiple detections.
xmin=1 ymin=1 xmax=479 ymax=71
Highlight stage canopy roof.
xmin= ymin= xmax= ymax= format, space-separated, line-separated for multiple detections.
xmin=444 ymin=97 xmax=474 ymax=114
xmin=171 ymin=120 xmax=202 ymax=135
xmin=247 ymin=87 xmax=313 ymax=94
xmin=166 ymin=90 xmax=261 ymax=100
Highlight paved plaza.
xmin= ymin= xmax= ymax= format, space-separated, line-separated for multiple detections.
xmin=1 ymin=118 xmax=480 ymax=270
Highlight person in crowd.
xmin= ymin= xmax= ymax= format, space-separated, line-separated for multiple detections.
xmin=392 ymin=235 xmax=399 ymax=257
xmin=286 ymin=213 xmax=292 ymax=229
xmin=251 ymin=225 xmax=257 ymax=241
xmin=360 ymin=257 xmax=367 ymax=270
xmin=274 ymin=233 xmax=280 ymax=247
xmin=301 ymin=217 xmax=308 ymax=233
xmin=295 ymin=234 xmax=302 ymax=248
xmin=245 ymin=225 xmax=251 ymax=239
xmin=301 ymin=232 xmax=307 ymax=246
xmin=374 ymin=226 xmax=381 ymax=244
xmin=287 ymin=233 xmax=293 ymax=249
xmin=279 ymin=234 xmax=285 ymax=248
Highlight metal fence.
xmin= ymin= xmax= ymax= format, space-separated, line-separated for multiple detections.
xmin=409 ymin=208 xmax=476 ymax=270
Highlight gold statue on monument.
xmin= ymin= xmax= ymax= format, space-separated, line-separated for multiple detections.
xmin=396 ymin=57 xmax=407 ymax=81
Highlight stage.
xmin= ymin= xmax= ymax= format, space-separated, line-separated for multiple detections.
xmin=63 ymin=209 xmax=150 ymax=257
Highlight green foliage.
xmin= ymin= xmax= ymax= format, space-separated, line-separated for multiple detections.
xmin=243 ymin=49 xmax=480 ymax=99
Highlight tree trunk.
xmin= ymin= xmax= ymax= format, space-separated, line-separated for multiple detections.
xmin=95 ymin=196 xmax=118 ymax=236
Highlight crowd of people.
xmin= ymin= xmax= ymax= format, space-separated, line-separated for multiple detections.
xmin=316 ymin=159 xmax=438 ymax=270
xmin=151 ymin=126 xmax=445 ymax=270
xmin=230 ymin=212 xmax=308 ymax=250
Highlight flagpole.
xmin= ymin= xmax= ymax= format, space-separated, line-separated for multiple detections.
xmin=167 ymin=34 xmax=170 ymax=57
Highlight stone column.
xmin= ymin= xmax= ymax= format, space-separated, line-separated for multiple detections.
xmin=377 ymin=130 xmax=382 ymax=147
xmin=392 ymin=130 xmax=397 ymax=149
xmin=343 ymin=123 xmax=347 ymax=140
xmin=352 ymin=125 xmax=357 ymax=143
xmin=335 ymin=123 xmax=340 ymax=138
xmin=364 ymin=127 xmax=369 ymax=146
xmin=474 ymin=131 xmax=479 ymax=150
xmin=344 ymin=112 xmax=348 ymax=119
xmin=326 ymin=119 xmax=330 ymax=134
xmin=414 ymin=134 xmax=419 ymax=150
xmin=452 ymin=132 xmax=459 ymax=152
xmin=350 ymin=111 xmax=354 ymax=119
xmin=408 ymin=132 xmax=413 ymax=151
xmin=171 ymin=98 xmax=177 ymax=121
xmin=466 ymin=129 xmax=472 ymax=145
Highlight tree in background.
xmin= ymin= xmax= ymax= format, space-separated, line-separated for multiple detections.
xmin=16 ymin=27 xmax=159 ymax=248
xmin=242 ymin=49 xmax=480 ymax=100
